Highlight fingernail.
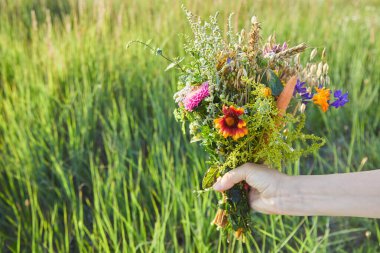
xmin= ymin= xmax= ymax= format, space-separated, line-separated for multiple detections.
xmin=213 ymin=178 xmax=222 ymax=191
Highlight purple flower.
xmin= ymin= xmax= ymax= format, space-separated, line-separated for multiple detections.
xmin=293 ymin=79 xmax=313 ymax=103
xmin=294 ymin=79 xmax=307 ymax=95
xmin=301 ymin=92 xmax=313 ymax=101
xmin=263 ymin=42 xmax=288 ymax=58
xmin=330 ymin=90 xmax=349 ymax=108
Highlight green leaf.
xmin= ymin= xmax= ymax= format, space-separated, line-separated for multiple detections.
xmin=262 ymin=69 xmax=284 ymax=96
xmin=165 ymin=58 xmax=184 ymax=71
xmin=165 ymin=62 xmax=177 ymax=71
xmin=202 ymin=166 xmax=219 ymax=189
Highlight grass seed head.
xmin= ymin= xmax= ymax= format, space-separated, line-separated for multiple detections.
xmin=310 ymin=48 xmax=317 ymax=61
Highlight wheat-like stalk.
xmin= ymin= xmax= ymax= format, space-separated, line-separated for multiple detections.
xmin=247 ymin=16 xmax=261 ymax=60
xmin=275 ymin=43 xmax=307 ymax=59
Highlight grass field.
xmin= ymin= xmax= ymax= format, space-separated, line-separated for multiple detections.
xmin=0 ymin=0 xmax=379 ymax=252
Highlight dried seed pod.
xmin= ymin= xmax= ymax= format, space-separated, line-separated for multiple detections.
xmin=294 ymin=54 xmax=300 ymax=65
xmin=322 ymin=48 xmax=327 ymax=61
xmin=234 ymin=228 xmax=246 ymax=242
xmin=318 ymin=62 xmax=323 ymax=72
xmin=310 ymin=48 xmax=317 ymax=61
xmin=316 ymin=70 xmax=322 ymax=78
xmin=326 ymin=76 xmax=331 ymax=85
xmin=248 ymin=17 xmax=261 ymax=62
xmin=242 ymin=68 xmax=248 ymax=77
xmin=275 ymin=43 xmax=307 ymax=59
xmin=299 ymin=103 xmax=306 ymax=113
xmin=269 ymin=32 xmax=276 ymax=44
xmin=323 ymin=63 xmax=329 ymax=75
xmin=240 ymin=28 xmax=246 ymax=39
xmin=316 ymin=62 xmax=323 ymax=78
xmin=319 ymin=76 xmax=325 ymax=85
xmin=267 ymin=34 xmax=273 ymax=43
xmin=212 ymin=209 xmax=228 ymax=228
xmin=311 ymin=77 xmax=317 ymax=86
xmin=316 ymin=66 xmax=322 ymax=78
xmin=310 ymin=64 xmax=317 ymax=74
xmin=239 ymin=29 xmax=245 ymax=45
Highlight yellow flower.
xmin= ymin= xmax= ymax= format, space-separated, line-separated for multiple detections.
xmin=261 ymin=87 xmax=272 ymax=97
xmin=312 ymin=87 xmax=330 ymax=112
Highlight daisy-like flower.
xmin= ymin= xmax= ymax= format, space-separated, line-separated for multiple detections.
xmin=312 ymin=87 xmax=330 ymax=112
xmin=214 ymin=105 xmax=248 ymax=140
xmin=174 ymin=82 xmax=210 ymax=111
xmin=330 ymin=90 xmax=349 ymax=108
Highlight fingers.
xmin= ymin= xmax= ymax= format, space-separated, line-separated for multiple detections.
xmin=249 ymin=189 xmax=278 ymax=215
xmin=213 ymin=163 xmax=253 ymax=192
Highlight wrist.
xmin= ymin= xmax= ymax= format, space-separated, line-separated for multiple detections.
xmin=273 ymin=174 xmax=294 ymax=215
xmin=276 ymin=175 xmax=336 ymax=216
xmin=275 ymin=175 xmax=310 ymax=216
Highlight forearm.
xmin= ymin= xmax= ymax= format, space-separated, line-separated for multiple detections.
xmin=278 ymin=170 xmax=380 ymax=218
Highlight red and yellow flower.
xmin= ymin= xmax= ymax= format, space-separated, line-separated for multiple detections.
xmin=214 ymin=105 xmax=248 ymax=140
xmin=312 ymin=87 xmax=330 ymax=112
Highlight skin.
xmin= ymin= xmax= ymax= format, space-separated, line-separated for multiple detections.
xmin=213 ymin=163 xmax=380 ymax=218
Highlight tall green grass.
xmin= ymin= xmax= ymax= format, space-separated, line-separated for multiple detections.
xmin=0 ymin=0 xmax=379 ymax=252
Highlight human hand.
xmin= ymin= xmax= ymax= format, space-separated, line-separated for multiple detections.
xmin=213 ymin=163 xmax=288 ymax=215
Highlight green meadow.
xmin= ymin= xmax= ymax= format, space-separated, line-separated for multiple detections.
xmin=0 ymin=0 xmax=379 ymax=252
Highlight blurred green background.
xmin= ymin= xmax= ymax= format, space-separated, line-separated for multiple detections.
xmin=0 ymin=0 xmax=379 ymax=252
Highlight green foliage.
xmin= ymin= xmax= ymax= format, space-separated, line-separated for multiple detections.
xmin=0 ymin=0 xmax=379 ymax=252
xmin=202 ymin=165 xmax=220 ymax=189
xmin=225 ymin=183 xmax=252 ymax=232
xmin=262 ymin=69 xmax=284 ymax=96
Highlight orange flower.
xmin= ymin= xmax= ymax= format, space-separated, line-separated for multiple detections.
xmin=214 ymin=105 xmax=248 ymax=140
xmin=312 ymin=87 xmax=330 ymax=112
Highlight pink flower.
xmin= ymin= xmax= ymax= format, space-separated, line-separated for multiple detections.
xmin=182 ymin=82 xmax=210 ymax=111
xmin=263 ymin=42 xmax=288 ymax=58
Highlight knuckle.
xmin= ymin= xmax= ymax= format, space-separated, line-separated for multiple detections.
xmin=221 ymin=172 xmax=232 ymax=184
xmin=223 ymin=171 xmax=234 ymax=183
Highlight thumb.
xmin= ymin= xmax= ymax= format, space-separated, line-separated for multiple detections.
xmin=213 ymin=164 xmax=252 ymax=192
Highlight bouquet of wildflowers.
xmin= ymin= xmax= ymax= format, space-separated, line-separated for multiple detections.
xmin=128 ymin=6 xmax=348 ymax=241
